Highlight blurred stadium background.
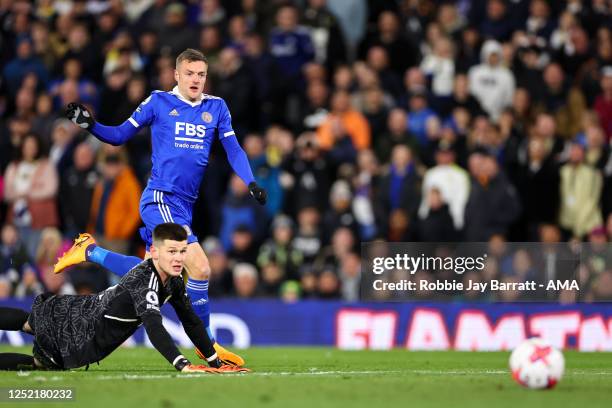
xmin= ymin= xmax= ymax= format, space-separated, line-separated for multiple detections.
xmin=0 ymin=0 xmax=611 ymax=351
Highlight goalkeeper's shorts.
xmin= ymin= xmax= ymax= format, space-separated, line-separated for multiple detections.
xmin=28 ymin=293 xmax=100 ymax=370
xmin=139 ymin=187 xmax=199 ymax=251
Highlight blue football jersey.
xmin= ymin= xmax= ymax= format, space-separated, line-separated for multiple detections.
xmin=128 ymin=86 xmax=235 ymax=202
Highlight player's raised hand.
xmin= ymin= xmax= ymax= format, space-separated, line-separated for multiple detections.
xmin=65 ymin=102 xmax=94 ymax=129
xmin=248 ymin=182 xmax=267 ymax=205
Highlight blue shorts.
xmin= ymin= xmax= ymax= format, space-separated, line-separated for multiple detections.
xmin=139 ymin=187 xmax=199 ymax=250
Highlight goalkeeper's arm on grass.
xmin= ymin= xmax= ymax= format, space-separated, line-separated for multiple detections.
xmin=140 ymin=311 xmax=221 ymax=372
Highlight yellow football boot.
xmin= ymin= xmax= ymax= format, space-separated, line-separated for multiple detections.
xmin=54 ymin=233 xmax=96 ymax=273
xmin=196 ymin=343 xmax=245 ymax=367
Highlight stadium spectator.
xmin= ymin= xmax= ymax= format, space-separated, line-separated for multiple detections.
xmin=338 ymin=251 xmax=360 ymax=301
xmin=418 ymin=140 xmax=470 ymax=231
xmin=3 ymin=133 xmax=59 ymax=257
xmin=280 ymin=280 xmax=301 ymax=302
xmin=352 ymin=149 xmax=379 ymax=240
xmin=583 ymin=120 xmax=609 ymax=170
xmin=464 ymin=150 xmax=521 ymax=241
xmin=358 ymin=11 xmax=419 ymax=76
xmin=559 ymin=141 xmax=604 ymax=239
xmin=227 ymin=14 xmax=249 ymax=54
xmin=31 ymin=93 xmax=57 ymax=142
xmin=363 ymin=46 xmax=402 ymax=100
xmin=536 ymin=63 xmax=586 ymax=140
xmin=375 ymin=108 xmax=416 ymax=164
xmin=414 ymin=187 xmax=457 ymax=242
xmin=479 ymin=0 xmax=514 ymax=42
xmin=302 ymin=0 xmax=347 ymax=72
xmin=317 ymin=89 xmax=370 ymax=151
xmin=406 ymin=89 xmax=438 ymax=147
xmin=88 ymin=146 xmax=141 ymax=254
xmin=49 ymin=58 xmax=98 ymax=111
xmin=257 ymin=214 xmax=303 ymax=281
xmin=269 ymin=3 xmax=314 ymax=95
xmin=61 ymin=23 xmax=101 ymax=82
xmin=34 ymin=227 xmax=73 ymax=296
xmin=0 ymin=224 xmax=32 ymax=298
xmin=292 ymin=206 xmax=322 ymax=264
xmin=203 ymin=237 xmax=232 ymax=297
xmin=468 ymin=39 xmax=515 ymax=121
xmin=243 ymin=134 xmax=283 ymax=217
xmin=213 ymin=47 xmax=257 ymax=135
xmin=3 ymin=36 xmax=48 ymax=97
xmin=513 ymin=138 xmax=560 ymax=240
xmin=316 ymin=265 xmax=340 ymax=298
xmin=594 ymin=66 xmax=612 ymax=140
xmin=421 ymin=36 xmax=455 ymax=99
xmin=49 ymin=118 xmax=81 ymax=177
xmin=157 ymin=3 xmax=198 ymax=57
xmin=283 ymin=132 xmax=331 ymax=214
xmin=219 ymin=174 xmax=267 ymax=251
xmin=376 ymin=144 xmax=420 ymax=238
xmin=58 ymin=142 xmax=98 ymax=238
xmin=102 ymin=31 xmax=144 ymax=78
xmin=197 ymin=0 xmax=227 ymax=29
xmin=322 ymin=180 xmax=358 ymax=242
xmin=232 ymin=262 xmax=260 ymax=298
xmin=227 ymin=225 xmax=258 ymax=265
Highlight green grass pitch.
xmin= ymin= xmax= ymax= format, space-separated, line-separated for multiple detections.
xmin=0 ymin=346 xmax=610 ymax=407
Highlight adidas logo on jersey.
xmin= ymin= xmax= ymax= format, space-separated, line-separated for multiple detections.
xmin=192 ymin=298 xmax=208 ymax=306
xmin=169 ymin=109 xmax=179 ymax=116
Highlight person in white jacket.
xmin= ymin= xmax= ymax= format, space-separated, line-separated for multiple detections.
xmin=468 ymin=39 xmax=515 ymax=121
xmin=418 ymin=140 xmax=470 ymax=231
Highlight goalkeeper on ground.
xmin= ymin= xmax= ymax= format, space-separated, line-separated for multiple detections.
xmin=0 ymin=223 xmax=248 ymax=373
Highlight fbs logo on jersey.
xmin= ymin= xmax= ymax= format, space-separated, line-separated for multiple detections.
xmin=169 ymin=109 xmax=179 ymax=116
xmin=175 ymin=122 xmax=206 ymax=139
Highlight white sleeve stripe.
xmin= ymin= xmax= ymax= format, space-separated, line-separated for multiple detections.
xmin=223 ymin=130 xmax=235 ymax=137
xmin=148 ymin=272 xmax=154 ymax=289
xmin=172 ymin=355 xmax=186 ymax=366
xmin=128 ymin=117 xmax=139 ymax=127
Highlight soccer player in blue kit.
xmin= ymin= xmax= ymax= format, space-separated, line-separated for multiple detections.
xmin=56 ymin=49 xmax=267 ymax=367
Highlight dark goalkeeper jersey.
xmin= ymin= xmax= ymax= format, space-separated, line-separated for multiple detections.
xmin=30 ymin=259 xmax=215 ymax=369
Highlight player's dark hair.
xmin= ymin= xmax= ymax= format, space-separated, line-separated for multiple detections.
xmin=176 ymin=48 xmax=208 ymax=67
xmin=152 ymin=223 xmax=188 ymax=243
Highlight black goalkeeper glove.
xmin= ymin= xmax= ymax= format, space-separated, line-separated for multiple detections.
xmin=248 ymin=182 xmax=267 ymax=205
xmin=65 ymin=102 xmax=95 ymax=130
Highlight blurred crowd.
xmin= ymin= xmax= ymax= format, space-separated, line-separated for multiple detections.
xmin=0 ymin=0 xmax=611 ymax=302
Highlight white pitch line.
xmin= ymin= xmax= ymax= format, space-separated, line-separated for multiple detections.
xmin=15 ymin=369 xmax=612 ymax=381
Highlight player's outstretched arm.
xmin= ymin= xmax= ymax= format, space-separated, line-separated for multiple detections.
xmin=220 ymin=136 xmax=267 ymax=205
xmin=65 ymin=102 xmax=139 ymax=146
xmin=140 ymin=312 xmax=220 ymax=370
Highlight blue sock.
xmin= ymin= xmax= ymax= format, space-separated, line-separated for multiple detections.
xmin=86 ymin=245 xmax=141 ymax=277
xmin=186 ymin=278 xmax=215 ymax=343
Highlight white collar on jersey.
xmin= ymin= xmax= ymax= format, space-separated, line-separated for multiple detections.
xmin=169 ymin=86 xmax=204 ymax=107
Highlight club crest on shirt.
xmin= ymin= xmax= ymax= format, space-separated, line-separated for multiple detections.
xmin=201 ymin=112 xmax=213 ymax=123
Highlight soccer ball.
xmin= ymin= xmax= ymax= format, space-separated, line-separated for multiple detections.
xmin=509 ymin=338 xmax=564 ymax=389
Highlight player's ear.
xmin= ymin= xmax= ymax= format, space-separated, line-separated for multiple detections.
xmin=174 ymin=69 xmax=179 ymax=82
xmin=150 ymin=244 xmax=159 ymax=259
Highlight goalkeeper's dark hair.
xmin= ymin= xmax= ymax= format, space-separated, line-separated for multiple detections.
xmin=153 ymin=223 xmax=188 ymax=243
xmin=176 ymin=48 xmax=208 ymax=67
